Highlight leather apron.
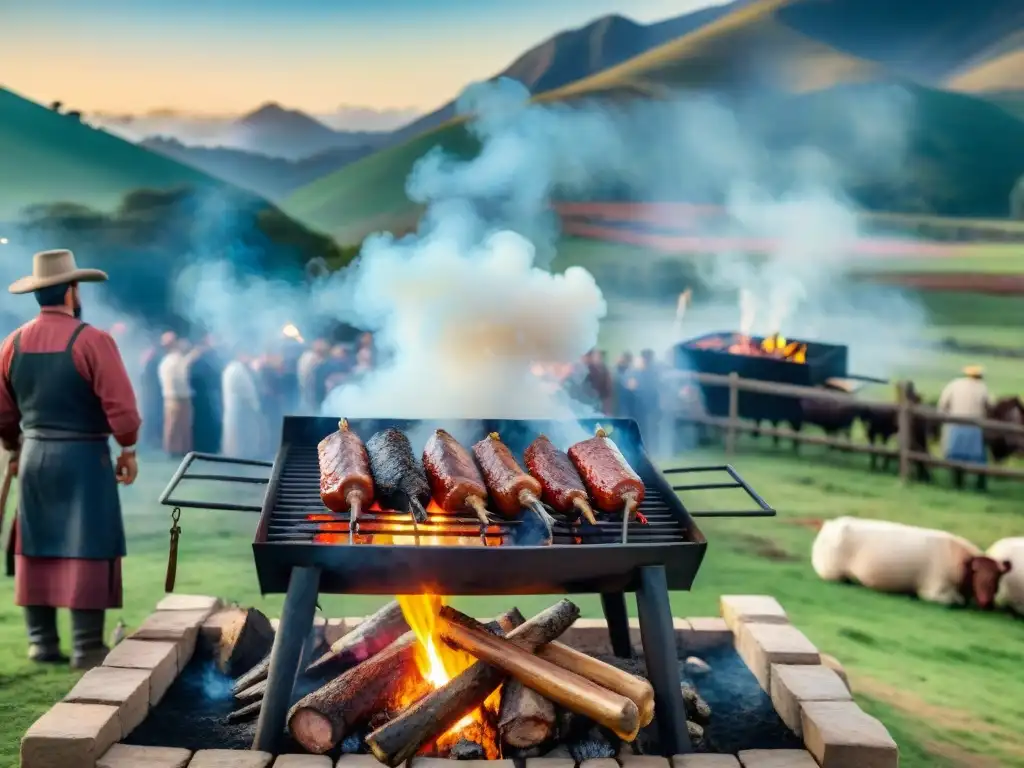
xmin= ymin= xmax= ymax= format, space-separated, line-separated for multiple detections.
xmin=5 ymin=323 xmax=125 ymax=576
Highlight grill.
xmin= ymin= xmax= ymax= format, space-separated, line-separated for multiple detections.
xmin=160 ymin=415 xmax=774 ymax=757
xmin=676 ymin=332 xmax=883 ymax=423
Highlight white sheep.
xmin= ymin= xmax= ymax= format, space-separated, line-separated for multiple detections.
xmin=811 ymin=516 xmax=1009 ymax=609
xmin=986 ymin=537 xmax=1023 ymax=614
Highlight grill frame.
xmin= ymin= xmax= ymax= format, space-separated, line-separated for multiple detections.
xmin=158 ymin=415 xmax=775 ymax=758
xmin=257 ymin=416 xmax=707 ymax=595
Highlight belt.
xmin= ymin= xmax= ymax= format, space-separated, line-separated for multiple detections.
xmin=22 ymin=429 xmax=110 ymax=442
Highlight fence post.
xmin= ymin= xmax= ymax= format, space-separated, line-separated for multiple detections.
xmin=896 ymin=380 xmax=911 ymax=483
xmin=726 ymin=372 xmax=739 ymax=457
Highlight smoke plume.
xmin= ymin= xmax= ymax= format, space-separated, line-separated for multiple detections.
xmin=171 ymin=77 xmax=928 ymax=420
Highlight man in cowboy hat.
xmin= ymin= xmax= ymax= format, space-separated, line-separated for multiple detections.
xmin=938 ymin=364 xmax=992 ymax=490
xmin=0 ymin=249 xmax=141 ymax=668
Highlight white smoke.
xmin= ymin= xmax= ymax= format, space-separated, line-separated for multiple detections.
xmin=170 ymin=77 xmax=930 ymax=420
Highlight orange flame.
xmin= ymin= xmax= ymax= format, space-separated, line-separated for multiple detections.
xmin=393 ymin=593 xmax=499 ymax=754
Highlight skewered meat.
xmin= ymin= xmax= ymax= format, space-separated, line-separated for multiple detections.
xmin=568 ymin=427 xmax=644 ymax=523
xmin=319 ymin=419 xmax=375 ymax=536
xmin=366 ymin=429 xmax=430 ymax=524
xmin=473 ymin=432 xmax=555 ymax=533
xmin=422 ymin=429 xmax=491 ymax=526
xmin=524 ymin=434 xmax=597 ymax=525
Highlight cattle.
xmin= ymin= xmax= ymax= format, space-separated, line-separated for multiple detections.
xmin=858 ymin=382 xmax=936 ymax=480
xmin=812 ymin=516 xmax=1009 ymax=609
xmin=985 ymin=396 xmax=1024 ymax=463
xmin=986 ymin=538 xmax=1022 ymax=614
xmin=751 ymin=383 xmax=858 ymax=451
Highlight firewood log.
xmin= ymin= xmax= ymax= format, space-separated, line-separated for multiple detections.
xmin=231 ymin=600 xmax=407 ymax=695
xmin=226 ymin=699 xmax=262 ymax=723
xmin=234 ymin=679 xmax=266 ymax=703
xmin=287 ymin=608 xmax=521 ymax=755
xmin=497 ymin=678 xmax=556 ymax=748
xmin=287 ymin=631 xmax=423 ymax=754
xmin=538 ymin=642 xmax=654 ymax=727
xmin=218 ymin=607 xmax=275 ymax=678
xmin=365 ymin=599 xmax=580 ymax=767
xmin=438 ymin=606 xmax=639 ymax=741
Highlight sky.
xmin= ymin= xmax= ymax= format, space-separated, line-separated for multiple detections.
xmin=0 ymin=0 xmax=722 ymax=115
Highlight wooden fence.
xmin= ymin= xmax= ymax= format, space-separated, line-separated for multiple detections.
xmin=678 ymin=371 xmax=1024 ymax=483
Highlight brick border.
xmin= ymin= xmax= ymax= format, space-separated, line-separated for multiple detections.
xmin=23 ymin=594 xmax=897 ymax=768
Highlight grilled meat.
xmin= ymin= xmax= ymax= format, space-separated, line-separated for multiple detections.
xmin=422 ymin=429 xmax=490 ymax=525
xmin=471 ymin=432 xmax=543 ymax=517
xmin=524 ymin=434 xmax=597 ymax=524
xmin=318 ymin=420 xmax=375 ymax=532
xmin=366 ymin=428 xmax=430 ymax=524
xmin=568 ymin=427 xmax=644 ymax=518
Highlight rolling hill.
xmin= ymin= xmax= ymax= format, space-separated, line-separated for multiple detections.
xmin=389 ymin=3 xmax=757 ymax=141
xmin=0 ymin=87 xmax=226 ymax=219
xmin=231 ymin=103 xmax=390 ymax=160
xmin=140 ymin=137 xmax=375 ymax=199
xmin=284 ymin=0 xmax=1024 ymax=241
xmin=0 ymin=87 xmax=343 ymax=317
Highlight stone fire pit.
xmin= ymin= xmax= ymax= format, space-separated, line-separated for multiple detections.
xmin=21 ymin=594 xmax=898 ymax=768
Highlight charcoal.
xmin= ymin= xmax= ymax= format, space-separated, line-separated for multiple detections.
xmin=568 ymin=725 xmax=619 ymax=762
xmin=687 ymin=720 xmax=705 ymax=745
xmin=368 ymin=710 xmax=393 ymax=731
xmin=449 ymin=739 xmax=486 ymax=760
xmin=340 ymin=732 xmax=366 ymax=754
xmin=505 ymin=745 xmax=546 ymax=759
xmin=681 ymin=681 xmax=712 ymax=724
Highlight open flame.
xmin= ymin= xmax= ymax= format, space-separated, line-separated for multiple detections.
xmin=758 ymin=332 xmax=807 ymax=363
xmin=282 ymin=323 xmax=305 ymax=344
xmin=395 ymin=593 xmax=500 ymax=755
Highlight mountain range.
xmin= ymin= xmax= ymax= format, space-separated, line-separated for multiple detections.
xmin=3 ymin=0 xmax=1024 ymax=243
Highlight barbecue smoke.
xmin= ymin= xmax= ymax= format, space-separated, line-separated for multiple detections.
xmin=172 ymin=77 xmax=932 ymax=428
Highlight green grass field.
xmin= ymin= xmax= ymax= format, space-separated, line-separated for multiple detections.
xmin=1 ymin=444 xmax=1022 ymax=768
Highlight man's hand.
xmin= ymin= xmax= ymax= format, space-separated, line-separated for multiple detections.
xmin=6 ymin=453 xmax=17 ymax=478
xmin=115 ymin=451 xmax=138 ymax=486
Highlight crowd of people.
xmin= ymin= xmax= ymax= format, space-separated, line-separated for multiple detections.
xmin=136 ymin=329 xmax=704 ymax=460
xmin=139 ymin=331 xmax=378 ymax=459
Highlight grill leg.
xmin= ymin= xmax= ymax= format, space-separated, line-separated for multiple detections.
xmin=600 ymin=592 xmax=633 ymax=658
xmin=636 ymin=565 xmax=691 ymax=755
xmin=253 ymin=566 xmax=321 ymax=753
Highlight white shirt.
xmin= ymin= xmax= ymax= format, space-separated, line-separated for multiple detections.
xmin=222 ymin=360 xmax=261 ymax=411
xmin=158 ymin=351 xmax=192 ymax=399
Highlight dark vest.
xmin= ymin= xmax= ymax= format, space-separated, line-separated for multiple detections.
xmin=9 ymin=323 xmax=111 ymax=436
xmin=5 ymin=320 xmax=125 ymax=564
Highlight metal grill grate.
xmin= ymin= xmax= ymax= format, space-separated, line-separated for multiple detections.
xmin=160 ymin=416 xmax=774 ymax=594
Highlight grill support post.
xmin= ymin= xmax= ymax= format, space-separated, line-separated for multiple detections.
xmin=636 ymin=564 xmax=692 ymax=755
xmin=600 ymin=592 xmax=634 ymax=658
xmin=253 ymin=566 xmax=322 ymax=753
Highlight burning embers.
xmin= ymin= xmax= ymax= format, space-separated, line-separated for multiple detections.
xmin=232 ymin=598 xmax=655 ymax=760
xmin=313 ymin=420 xmax=648 ymax=547
xmin=691 ymin=333 xmax=807 ymax=364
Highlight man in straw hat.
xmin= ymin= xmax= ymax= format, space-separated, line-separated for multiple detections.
xmin=0 ymin=249 xmax=141 ymax=668
xmin=938 ymin=364 xmax=992 ymax=491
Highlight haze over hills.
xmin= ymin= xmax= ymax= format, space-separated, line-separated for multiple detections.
xmin=140 ymin=137 xmax=370 ymax=199
xmin=92 ymin=102 xmax=400 ymax=160
xmin=389 ymin=2 xmax=759 ymax=141
xmin=282 ymin=0 xmax=1024 ymax=241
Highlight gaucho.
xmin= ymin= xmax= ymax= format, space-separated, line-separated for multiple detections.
xmin=0 ymin=249 xmax=141 ymax=669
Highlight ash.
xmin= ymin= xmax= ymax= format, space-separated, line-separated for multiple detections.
xmin=127 ymin=644 xmax=800 ymax=759
xmin=123 ymin=651 xmax=357 ymax=757
xmin=589 ymin=646 xmax=804 ymax=756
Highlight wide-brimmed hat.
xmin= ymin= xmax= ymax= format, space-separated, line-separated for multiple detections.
xmin=963 ymin=365 xmax=984 ymax=378
xmin=8 ymin=249 xmax=108 ymax=295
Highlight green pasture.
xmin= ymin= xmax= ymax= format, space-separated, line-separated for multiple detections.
xmin=1 ymin=446 xmax=1022 ymax=768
